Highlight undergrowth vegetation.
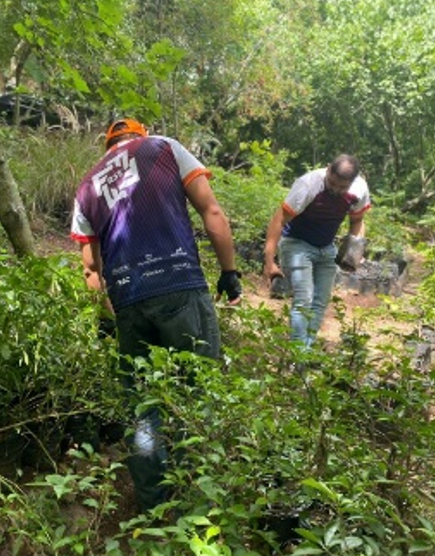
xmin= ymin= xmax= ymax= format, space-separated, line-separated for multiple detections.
xmin=0 ymin=130 xmax=434 ymax=555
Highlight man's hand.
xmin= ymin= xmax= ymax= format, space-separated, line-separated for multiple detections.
xmin=98 ymin=317 xmax=117 ymax=339
xmin=216 ymin=270 xmax=242 ymax=305
xmin=263 ymin=261 xmax=284 ymax=284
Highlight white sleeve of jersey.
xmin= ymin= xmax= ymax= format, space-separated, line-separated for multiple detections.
xmin=70 ymin=199 xmax=95 ymax=239
xmin=284 ymin=170 xmax=325 ymax=215
xmin=349 ymin=176 xmax=371 ymax=214
xmin=164 ymin=137 xmax=207 ymax=181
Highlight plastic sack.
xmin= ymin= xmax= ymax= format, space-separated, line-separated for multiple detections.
xmin=270 ymin=275 xmax=292 ymax=299
xmin=335 ymin=234 xmax=366 ymax=272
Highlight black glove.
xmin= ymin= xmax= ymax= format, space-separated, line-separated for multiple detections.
xmin=98 ymin=317 xmax=117 ymax=339
xmin=217 ymin=270 xmax=242 ymax=302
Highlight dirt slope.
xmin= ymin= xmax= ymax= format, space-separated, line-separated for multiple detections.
xmin=35 ymin=227 xmax=425 ymax=348
xmin=242 ymin=253 xmax=426 ymax=349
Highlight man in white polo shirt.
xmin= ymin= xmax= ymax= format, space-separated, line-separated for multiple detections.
xmin=264 ymin=154 xmax=371 ymax=348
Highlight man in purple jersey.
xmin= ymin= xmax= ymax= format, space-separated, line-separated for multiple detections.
xmin=264 ymin=154 xmax=370 ymax=349
xmin=71 ymin=118 xmax=241 ymax=512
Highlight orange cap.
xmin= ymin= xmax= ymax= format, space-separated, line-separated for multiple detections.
xmin=105 ymin=118 xmax=148 ymax=149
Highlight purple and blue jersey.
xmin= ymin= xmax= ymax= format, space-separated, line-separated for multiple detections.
xmin=71 ymin=135 xmax=211 ymax=310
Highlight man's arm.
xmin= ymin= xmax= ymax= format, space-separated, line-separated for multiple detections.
xmin=186 ymin=175 xmax=237 ymax=271
xmin=81 ymin=242 xmax=114 ymax=315
xmin=186 ymin=174 xmax=241 ymax=304
xmin=349 ymin=214 xmax=365 ymax=237
xmin=263 ymin=206 xmax=292 ymax=281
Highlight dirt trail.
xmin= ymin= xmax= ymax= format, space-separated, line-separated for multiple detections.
xmin=35 ymin=228 xmax=427 ymax=349
xmin=243 ymin=252 xmax=426 ymax=349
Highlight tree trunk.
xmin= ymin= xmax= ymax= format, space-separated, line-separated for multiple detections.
xmin=381 ymin=102 xmax=401 ymax=191
xmin=0 ymin=155 xmax=34 ymax=256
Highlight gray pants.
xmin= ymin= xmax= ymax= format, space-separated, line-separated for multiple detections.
xmin=115 ymin=288 xmax=220 ymax=512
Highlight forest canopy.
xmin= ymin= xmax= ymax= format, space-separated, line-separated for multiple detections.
xmin=1 ymin=0 xmax=435 ymax=215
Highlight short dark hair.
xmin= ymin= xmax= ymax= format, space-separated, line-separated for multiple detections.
xmin=330 ymin=154 xmax=360 ymax=181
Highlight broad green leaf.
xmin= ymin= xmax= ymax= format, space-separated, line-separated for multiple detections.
xmin=301 ymin=478 xmax=338 ymax=502
xmin=324 ymin=521 xmax=340 ymax=547
xmin=409 ymin=542 xmax=435 ymax=553
xmin=206 ymin=525 xmax=221 ymax=541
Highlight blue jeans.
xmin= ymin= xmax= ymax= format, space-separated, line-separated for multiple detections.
xmin=279 ymin=237 xmax=338 ymax=348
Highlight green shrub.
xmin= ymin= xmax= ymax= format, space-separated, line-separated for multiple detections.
xmin=190 ymin=141 xmax=289 ymax=273
xmin=0 ymin=252 xmax=123 ymax=434
xmin=364 ymin=203 xmax=410 ymax=262
xmin=0 ymin=132 xmax=434 ymax=556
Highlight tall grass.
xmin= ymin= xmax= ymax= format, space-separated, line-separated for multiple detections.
xmin=2 ymin=126 xmax=104 ymax=227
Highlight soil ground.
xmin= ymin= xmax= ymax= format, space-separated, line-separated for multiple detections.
xmin=239 ymin=250 xmax=426 ymax=350
xmin=34 ymin=227 xmax=426 ymax=347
